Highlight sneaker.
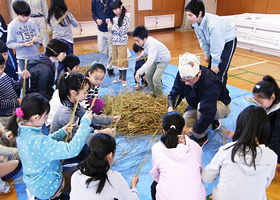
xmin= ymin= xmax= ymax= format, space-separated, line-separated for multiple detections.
xmin=122 ymin=81 xmax=128 ymax=87
xmin=189 ymin=134 xmax=208 ymax=147
xmin=107 ymin=69 xmax=115 ymax=77
xmin=212 ymin=119 xmax=221 ymax=130
xmin=112 ymin=78 xmax=122 ymax=84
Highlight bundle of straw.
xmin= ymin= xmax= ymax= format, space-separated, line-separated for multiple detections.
xmin=103 ymin=91 xmax=188 ymax=135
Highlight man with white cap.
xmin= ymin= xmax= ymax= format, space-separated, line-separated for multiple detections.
xmin=167 ymin=52 xmax=231 ymax=146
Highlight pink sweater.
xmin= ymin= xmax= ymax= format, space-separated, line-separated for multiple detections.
xmin=150 ymin=136 xmax=206 ymax=200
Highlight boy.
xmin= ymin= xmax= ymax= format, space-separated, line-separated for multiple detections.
xmin=133 ymin=26 xmax=171 ymax=97
xmin=0 ymin=41 xmax=17 ymax=82
xmin=26 ymin=39 xmax=69 ymax=101
xmin=133 ymin=43 xmax=148 ymax=90
xmin=6 ymin=1 xmax=40 ymax=73
xmin=185 ymin=0 xmax=237 ymax=85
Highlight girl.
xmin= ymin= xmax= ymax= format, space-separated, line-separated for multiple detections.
xmin=253 ymin=75 xmax=280 ymax=164
xmin=150 ymin=112 xmax=206 ymax=200
xmin=6 ymin=93 xmax=93 ymax=199
xmin=107 ymin=0 xmax=130 ymax=87
xmin=203 ymin=105 xmax=277 ymax=200
xmin=70 ymin=133 xmax=139 ymax=200
xmin=47 ymin=0 xmax=78 ymax=76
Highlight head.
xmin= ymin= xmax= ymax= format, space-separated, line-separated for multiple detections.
xmin=59 ymin=73 xmax=90 ymax=103
xmin=178 ymin=52 xmax=201 ymax=86
xmin=6 ymin=93 xmax=50 ymax=136
xmin=0 ymin=54 xmax=5 ymax=75
xmin=110 ymin=0 xmax=123 ymax=16
xmin=133 ymin=26 xmax=148 ymax=47
xmin=62 ymin=55 xmax=80 ymax=73
xmin=185 ymin=0 xmax=205 ymax=25
xmin=47 ymin=0 xmax=69 ymax=26
xmin=231 ymin=105 xmax=270 ymax=169
xmin=253 ymin=75 xmax=280 ymax=109
xmin=133 ymin=43 xmax=144 ymax=56
xmin=45 ymin=39 xmax=69 ymax=62
xmin=86 ymin=62 xmax=106 ymax=87
xmin=78 ymin=133 xmax=116 ymax=193
xmin=0 ymin=41 xmax=8 ymax=62
xmin=161 ymin=112 xmax=186 ymax=148
xmin=13 ymin=1 xmax=31 ymax=22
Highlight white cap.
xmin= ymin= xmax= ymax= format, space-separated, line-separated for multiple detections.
xmin=178 ymin=52 xmax=200 ymax=79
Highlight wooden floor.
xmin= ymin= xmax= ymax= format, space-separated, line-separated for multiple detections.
xmin=4 ymin=29 xmax=280 ymax=200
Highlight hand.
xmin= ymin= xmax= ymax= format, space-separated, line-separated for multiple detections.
xmin=136 ymin=55 xmax=142 ymax=61
xmin=134 ymin=72 xmax=140 ymax=83
xmin=167 ymin=107 xmax=174 ymax=112
xmin=21 ymin=70 xmax=31 ymax=79
xmin=100 ymin=128 xmax=115 ymax=135
xmin=22 ymin=41 xmax=33 ymax=47
xmin=63 ymin=122 xmax=77 ymax=133
xmin=32 ymin=36 xmax=38 ymax=43
xmin=182 ymin=126 xmax=191 ymax=136
xmin=96 ymin=19 xmax=103 ymax=25
xmin=112 ymin=115 xmax=121 ymax=123
xmin=131 ymin=174 xmax=139 ymax=188
xmin=106 ymin=18 xmax=112 ymax=29
xmin=224 ymin=129 xmax=234 ymax=139
xmin=84 ymin=111 xmax=93 ymax=121
xmin=211 ymin=66 xmax=219 ymax=74
xmin=204 ymin=56 xmax=210 ymax=63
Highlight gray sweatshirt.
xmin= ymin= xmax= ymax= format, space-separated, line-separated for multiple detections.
xmin=6 ymin=18 xmax=40 ymax=59
xmin=202 ymin=142 xmax=277 ymax=200
xmin=24 ymin=0 xmax=48 ymax=17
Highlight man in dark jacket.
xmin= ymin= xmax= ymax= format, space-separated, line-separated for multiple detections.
xmin=27 ymin=39 xmax=69 ymax=100
xmin=167 ymin=52 xmax=231 ymax=146
xmin=91 ymin=0 xmax=115 ymax=77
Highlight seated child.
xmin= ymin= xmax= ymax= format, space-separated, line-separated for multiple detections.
xmin=150 ymin=112 xmax=206 ymax=200
xmin=70 ymin=133 xmax=139 ymax=200
xmin=133 ymin=43 xmax=147 ymax=90
xmin=0 ymin=54 xmax=30 ymax=127
xmin=6 ymin=93 xmax=93 ymax=199
xmin=203 ymin=105 xmax=277 ymax=200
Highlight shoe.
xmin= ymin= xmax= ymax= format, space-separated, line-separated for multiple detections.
xmin=212 ymin=119 xmax=221 ymax=130
xmin=112 ymin=79 xmax=122 ymax=84
xmin=189 ymin=134 xmax=208 ymax=147
xmin=142 ymin=81 xmax=148 ymax=88
xmin=107 ymin=69 xmax=115 ymax=77
xmin=122 ymin=81 xmax=128 ymax=87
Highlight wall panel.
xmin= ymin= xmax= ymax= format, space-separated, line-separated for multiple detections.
xmin=253 ymin=0 xmax=268 ymax=13
xmin=266 ymin=0 xmax=280 ymax=13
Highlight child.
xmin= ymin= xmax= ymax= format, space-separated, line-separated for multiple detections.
xmin=47 ymin=0 xmax=78 ymax=76
xmin=133 ymin=26 xmax=171 ymax=97
xmin=133 ymin=43 xmax=147 ymax=90
xmin=107 ymin=0 xmax=130 ymax=87
xmin=6 ymin=93 xmax=93 ymax=199
xmin=70 ymin=133 xmax=139 ymax=200
xmin=0 ymin=54 xmax=30 ymax=127
xmin=150 ymin=112 xmax=206 ymax=200
xmin=253 ymin=75 xmax=280 ymax=164
xmin=6 ymin=1 xmax=40 ymax=73
xmin=203 ymin=105 xmax=277 ymax=200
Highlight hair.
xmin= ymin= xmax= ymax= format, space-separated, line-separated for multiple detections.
xmin=12 ymin=1 xmax=31 ymax=16
xmin=185 ymin=0 xmax=205 ymax=17
xmin=78 ymin=133 xmax=116 ymax=193
xmin=45 ymin=39 xmax=69 ymax=57
xmin=0 ymin=54 xmax=4 ymax=65
xmin=62 ymin=55 xmax=80 ymax=72
xmin=230 ymin=105 xmax=270 ymax=169
xmin=133 ymin=43 xmax=143 ymax=53
xmin=47 ymin=0 xmax=70 ymax=27
xmin=6 ymin=93 xmax=50 ymax=137
xmin=86 ymin=62 xmax=106 ymax=77
xmin=132 ymin=26 xmax=148 ymax=40
xmin=161 ymin=112 xmax=185 ymax=148
xmin=59 ymin=73 xmax=89 ymax=102
xmin=253 ymin=75 xmax=280 ymax=106
xmin=110 ymin=0 xmax=126 ymax=27
xmin=0 ymin=41 xmax=8 ymax=53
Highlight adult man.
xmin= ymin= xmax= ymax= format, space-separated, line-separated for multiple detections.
xmin=91 ymin=0 xmax=115 ymax=77
xmin=167 ymin=52 xmax=231 ymax=146
xmin=185 ymin=0 xmax=237 ymax=85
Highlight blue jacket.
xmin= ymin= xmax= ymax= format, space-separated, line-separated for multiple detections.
xmin=16 ymin=116 xmax=91 ymax=199
xmin=91 ymin=0 xmax=115 ymax=32
xmin=168 ymin=66 xmax=231 ymax=134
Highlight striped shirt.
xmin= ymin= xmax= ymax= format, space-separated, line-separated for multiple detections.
xmin=83 ymin=85 xmax=100 ymax=110
xmin=0 ymin=73 xmax=22 ymax=116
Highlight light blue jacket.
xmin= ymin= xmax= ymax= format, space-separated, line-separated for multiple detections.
xmin=192 ymin=13 xmax=236 ymax=67
xmin=16 ymin=116 xmax=91 ymax=199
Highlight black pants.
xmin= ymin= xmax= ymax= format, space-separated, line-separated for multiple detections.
xmin=208 ymin=37 xmax=237 ymax=85
xmin=151 ymin=181 xmax=157 ymax=200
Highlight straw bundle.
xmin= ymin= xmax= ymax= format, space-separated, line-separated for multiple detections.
xmin=103 ymin=91 xmax=188 ymax=135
